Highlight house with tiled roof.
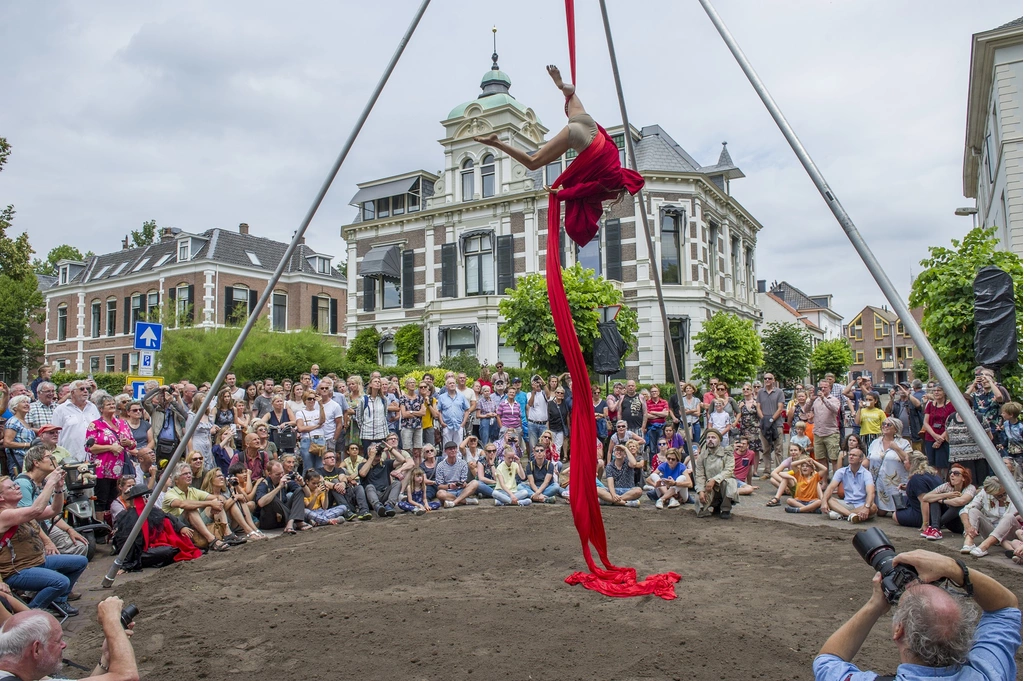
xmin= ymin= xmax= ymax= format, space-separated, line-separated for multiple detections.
xmin=843 ymin=305 xmax=924 ymax=385
xmin=761 ymin=280 xmax=844 ymax=340
xmin=42 ymin=223 xmax=346 ymax=374
xmin=342 ymin=47 xmax=764 ymax=381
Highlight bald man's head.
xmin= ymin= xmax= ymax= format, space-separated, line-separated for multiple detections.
xmin=892 ymin=583 xmax=980 ymax=667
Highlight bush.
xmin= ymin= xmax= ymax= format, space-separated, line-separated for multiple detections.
xmin=347 ymin=328 xmax=381 ymax=364
xmin=52 ymin=372 xmax=131 ymax=394
xmin=394 ymin=324 xmax=423 ymax=365
xmin=439 ymin=351 xmax=481 ymax=378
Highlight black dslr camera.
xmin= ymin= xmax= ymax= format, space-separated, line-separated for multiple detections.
xmin=853 ymin=527 xmax=918 ymax=604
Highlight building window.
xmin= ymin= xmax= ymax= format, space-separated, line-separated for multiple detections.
xmin=131 ymin=294 xmax=143 ymax=331
xmin=57 ymin=305 xmax=68 ymax=341
xmin=106 ymin=299 xmax=116 ymax=337
xmin=177 ymin=240 xmax=190 ymax=262
xmin=708 ymin=223 xmax=719 ymax=289
xmin=392 ymin=194 xmax=406 ymax=216
xmin=132 ymin=257 xmax=151 ymax=273
xmin=855 ymin=350 xmax=864 ymax=365
xmin=129 ymin=352 xmax=139 ymax=375
xmin=272 ymin=292 xmax=287 ymax=331
xmin=105 ymin=356 xmax=115 ymax=373
xmin=381 ymin=338 xmax=398 ymax=367
xmin=464 ymin=235 xmax=494 ymax=296
xmin=230 ymin=286 xmax=249 ymax=322
xmin=896 ymin=321 xmax=905 ymax=336
xmin=59 ymin=266 xmax=69 ymax=285
xmin=147 ymin=291 xmax=159 ymax=320
xmin=461 ymin=159 xmax=475 ymax=201
xmin=316 ymin=296 xmax=331 ymax=332
xmin=174 ymin=285 xmax=191 ymax=327
xmin=90 ymin=356 xmax=100 ymax=374
xmin=362 ymin=201 xmax=375 ymax=221
xmin=576 ymin=229 xmax=602 ymax=276
xmin=545 ymin=160 xmax=561 ymax=187
xmin=906 ymin=347 xmax=914 ymax=359
xmin=666 ymin=317 xmax=688 ymax=382
xmin=445 ymin=328 xmax=476 ymax=357
xmin=91 ymin=301 xmax=101 ymax=338
xmin=564 ymin=147 xmax=578 ymax=166
xmin=497 ymin=325 xmax=521 ymax=369
xmin=481 ymin=154 xmax=495 ymax=198
xmin=611 ymin=133 xmax=627 ymax=166
xmin=661 ymin=211 xmax=682 ymax=285
xmin=376 ymin=197 xmax=390 ymax=219
xmin=876 ymin=347 xmax=885 ymax=361
xmin=381 ymin=278 xmax=401 ymax=309
xmin=317 ymin=257 xmax=330 ymax=275
xmin=408 ymin=178 xmax=421 ymax=212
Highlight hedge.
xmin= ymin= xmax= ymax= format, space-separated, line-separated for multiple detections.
xmin=51 ymin=372 xmax=132 ymax=394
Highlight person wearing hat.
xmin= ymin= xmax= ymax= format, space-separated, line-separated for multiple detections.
xmin=693 ymin=428 xmax=738 ymax=519
xmin=112 ymin=482 xmax=202 ymax=571
xmin=31 ymin=425 xmax=72 ymax=464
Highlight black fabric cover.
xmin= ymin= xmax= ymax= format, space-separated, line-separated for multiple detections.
xmin=973 ymin=265 xmax=1019 ymax=368
xmin=593 ymin=321 xmax=627 ymax=375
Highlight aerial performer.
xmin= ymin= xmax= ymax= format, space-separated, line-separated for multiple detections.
xmin=482 ymin=61 xmax=677 ymax=600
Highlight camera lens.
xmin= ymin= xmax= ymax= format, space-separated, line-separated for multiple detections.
xmin=852 ymin=527 xmax=895 ymax=572
xmin=120 ymin=604 xmax=139 ymax=629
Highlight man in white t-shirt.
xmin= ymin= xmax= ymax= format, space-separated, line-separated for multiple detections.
xmin=316 ymin=380 xmax=344 ymax=453
xmin=224 ymin=373 xmax=245 ymax=401
xmin=456 ymin=373 xmax=477 ymax=409
xmin=526 ymin=375 xmax=549 ymax=450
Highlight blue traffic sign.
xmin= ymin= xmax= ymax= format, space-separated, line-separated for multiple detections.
xmin=134 ymin=322 xmax=163 ymax=351
xmin=131 ymin=381 xmax=148 ymax=400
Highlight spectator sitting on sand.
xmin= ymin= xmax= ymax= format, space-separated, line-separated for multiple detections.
xmin=732 ymin=436 xmax=758 ymax=490
xmin=767 ymin=456 xmax=826 ymax=514
xmin=891 ymin=452 xmax=942 ymax=530
xmin=959 ymin=476 xmax=1018 ymax=558
xmin=318 ymin=451 xmax=364 ymax=521
xmin=201 ymin=468 xmax=264 ymax=540
xmin=918 ymin=464 xmax=975 ymax=540
xmin=302 ymin=469 xmax=349 ymax=526
xmin=162 ymin=463 xmax=231 ymax=552
xmin=693 ymin=429 xmax=738 ymax=519
xmin=822 ymin=447 xmax=876 ymax=524
xmin=435 ymin=441 xmax=480 ymax=508
xmin=494 ymin=446 xmax=531 ymax=506
xmin=398 ymin=467 xmax=440 ymax=515
xmin=603 ymin=444 xmax=643 ymax=508
xmin=255 ymin=460 xmax=310 ymax=534
xmin=519 ymin=444 xmax=565 ymax=504
xmin=474 ymin=442 xmax=500 ymax=501
xmin=646 ymin=447 xmax=690 ymax=508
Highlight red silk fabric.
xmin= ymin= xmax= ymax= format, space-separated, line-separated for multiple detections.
xmin=548 ymin=150 xmax=678 ymax=600
xmin=136 ymin=497 xmax=202 ymax=562
xmin=565 ymin=0 xmax=577 ymax=87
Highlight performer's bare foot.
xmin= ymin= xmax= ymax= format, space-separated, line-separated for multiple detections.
xmin=547 ymin=65 xmax=575 ymax=98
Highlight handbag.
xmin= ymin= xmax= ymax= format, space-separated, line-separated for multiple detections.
xmin=272 ymin=426 xmax=297 ymax=451
xmin=308 ymin=440 xmax=327 ymax=458
xmin=891 ymin=490 xmax=909 ymax=511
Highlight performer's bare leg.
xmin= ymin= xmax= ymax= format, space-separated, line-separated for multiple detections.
xmin=547 ymin=65 xmax=586 ymax=118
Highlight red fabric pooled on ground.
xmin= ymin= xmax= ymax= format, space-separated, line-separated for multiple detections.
xmin=136 ymin=497 xmax=202 ymax=562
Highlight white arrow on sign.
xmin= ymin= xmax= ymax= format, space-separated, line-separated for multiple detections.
xmin=140 ymin=326 xmax=159 ymax=347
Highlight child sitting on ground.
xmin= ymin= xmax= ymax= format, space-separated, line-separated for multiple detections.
xmin=398 ymin=467 xmax=441 ymax=515
xmin=302 ymin=469 xmax=348 ymax=526
xmin=768 ymin=454 xmax=827 ymax=513
xmin=769 ymin=443 xmax=809 ymax=494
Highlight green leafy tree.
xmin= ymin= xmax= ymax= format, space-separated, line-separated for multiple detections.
xmin=130 ymin=219 xmax=161 ymax=248
xmin=439 ymin=351 xmax=481 ymax=378
xmin=497 ymin=263 xmax=639 ymax=375
xmin=692 ymin=312 xmax=763 ymax=386
xmin=393 ymin=324 xmax=423 ymax=365
xmin=909 ymin=226 xmax=1022 ymax=399
xmin=911 ymin=358 xmax=930 ymax=382
xmin=809 ymin=337 xmax=854 ymax=381
xmin=760 ymin=322 xmax=812 ymax=386
xmin=32 ymin=244 xmax=93 ymax=276
xmin=0 ymin=137 xmax=44 ymax=377
xmin=346 ymin=327 xmax=381 ymax=364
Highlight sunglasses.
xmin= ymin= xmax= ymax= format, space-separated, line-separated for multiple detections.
xmin=485 ymin=448 xmax=497 ymax=453
xmin=304 ymin=398 xmax=315 ymax=402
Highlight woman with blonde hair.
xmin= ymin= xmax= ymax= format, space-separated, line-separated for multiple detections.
xmin=187 ymin=393 xmax=215 ymax=470
xmin=2 ymin=396 xmax=34 ymax=475
xmin=201 ymin=468 xmax=264 ymax=540
xmin=959 ymin=476 xmax=1018 ymax=557
xmin=919 ymin=464 xmax=975 ymax=540
xmin=868 ymin=416 xmax=912 ymax=517
xmin=893 ymin=451 xmax=942 ymax=529
xmin=346 ymin=375 xmax=365 ymax=446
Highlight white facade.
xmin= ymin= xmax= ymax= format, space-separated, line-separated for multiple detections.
xmin=963 ymin=17 xmax=1023 ymax=256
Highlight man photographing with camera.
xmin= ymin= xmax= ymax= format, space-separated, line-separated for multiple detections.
xmin=814 ymin=547 xmax=1020 ymax=680
xmin=0 ymin=596 xmax=139 ymax=680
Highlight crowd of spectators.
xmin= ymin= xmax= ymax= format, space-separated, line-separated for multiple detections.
xmin=0 ymin=360 xmax=1018 ymax=617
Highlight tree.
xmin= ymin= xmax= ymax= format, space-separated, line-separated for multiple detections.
xmin=130 ymin=219 xmax=161 ymax=248
xmin=497 ymin=263 xmax=639 ymax=375
xmin=809 ymin=338 xmax=854 ymax=381
xmin=0 ymin=137 xmax=44 ymax=377
xmin=692 ymin=312 xmax=763 ymax=386
xmin=911 ymin=358 xmax=930 ymax=382
xmin=346 ymin=327 xmax=381 ymax=364
xmin=760 ymin=322 xmax=812 ymax=386
xmin=909 ymin=226 xmax=1022 ymax=399
xmin=32 ymin=244 xmax=93 ymax=276
xmin=393 ymin=324 xmax=423 ymax=365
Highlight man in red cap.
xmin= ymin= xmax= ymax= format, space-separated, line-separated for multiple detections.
xmin=33 ymin=425 xmax=73 ymax=464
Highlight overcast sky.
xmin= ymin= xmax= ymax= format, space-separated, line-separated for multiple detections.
xmin=2 ymin=1 xmax=1018 ymax=322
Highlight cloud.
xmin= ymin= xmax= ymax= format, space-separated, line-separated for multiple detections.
xmin=0 ymin=0 xmax=1017 ymax=323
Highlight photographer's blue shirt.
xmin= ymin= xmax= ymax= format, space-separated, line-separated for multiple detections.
xmin=813 ymin=607 xmax=1021 ymax=681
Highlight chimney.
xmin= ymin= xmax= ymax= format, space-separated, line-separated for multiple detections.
xmin=757 ymin=279 xmax=767 ymax=294
xmin=160 ymin=227 xmax=175 ymax=243
xmin=122 ymin=236 xmax=130 ymax=250
xmin=292 ymin=230 xmax=305 ymax=245
xmin=238 ymin=223 xmax=249 ymax=235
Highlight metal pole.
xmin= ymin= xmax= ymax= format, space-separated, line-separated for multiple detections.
xmin=597 ymin=0 xmax=691 ymax=455
xmin=102 ymin=0 xmax=432 ymax=587
xmin=696 ymin=0 xmax=1023 ymax=515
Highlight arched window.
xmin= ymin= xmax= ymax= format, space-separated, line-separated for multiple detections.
xmin=461 ymin=158 xmax=475 ymax=202
xmin=481 ymin=154 xmax=495 ymax=198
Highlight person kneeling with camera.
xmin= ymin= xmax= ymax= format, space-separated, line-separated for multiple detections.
xmin=255 ymin=461 xmax=309 ymax=534
xmin=814 ymin=538 xmax=1020 ymax=680
xmin=0 ymin=596 xmax=138 ymax=681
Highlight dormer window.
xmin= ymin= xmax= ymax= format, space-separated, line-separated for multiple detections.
xmin=59 ymin=266 xmax=69 ymax=285
xmin=376 ymin=197 xmax=390 ymax=219
xmin=362 ymin=201 xmax=375 ymax=221
xmin=177 ymin=240 xmax=190 ymax=262
xmin=317 ymin=257 xmax=330 ymax=274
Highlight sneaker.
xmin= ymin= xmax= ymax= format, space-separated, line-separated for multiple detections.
xmin=52 ymin=602 xmax=79 ymax=617
xmin=696 ymin=507 xmax=713 ymax=518
xmin=924 ymin=527 xmax=943 ymax=541
xmin=785 ymin=506 xmax=799 ymax=514
xmin=517 ymin=499 xmax=532 ymax=506
xmin=444 ymin=500 xmax=455 ymax=509
xmin=655 ymin=499 xmax=665 ymax=510
xmin=625 ymin=500 xmax=640 ymax=508
xmin=376 ymin=505 xmax=387 ymax=518
xmin=465 ymin=497 xmax=479 ymax=505
xmin=358 ymin=512 xmax=373 ymax=521
xmin=543 ymin=496 xmax=556 ymax=504
xmin=343 ymin=512 xmax=357 ymax=522
xmin=384 ymin=504 xmax=396 ymax=517
xmin=960 ymin=544 xmax=973 ymax=554
xmin=560 ymin=489 xmax=570 ymax=499
xmin=667 ymin=498 xmax=680 ymax=509
xmin=919 ymin=528 xmax=932 ymax=539
xmin=67 ymin=592 xmax=82 ymax=602
xmin=414 ymin=508 xmax=425 ymax=516
xmin=719 ymin=509 xmax=732 ymax=519
xmin=828 ymin=511 xmax=843 ymax=521
xmin=848 ymin=514 xmax=862 ymax=524
xmin=494 ymin=499 xmax=505 ymax=507
xmin=969 ymin=546 xmax=989 ymax=558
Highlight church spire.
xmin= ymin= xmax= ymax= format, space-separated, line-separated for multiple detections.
xmin=479 ymin=26 xmax=512 ymax=97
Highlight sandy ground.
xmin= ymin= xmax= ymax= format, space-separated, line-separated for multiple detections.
xmin=60 ymin=485 xmax=1022 ymax=681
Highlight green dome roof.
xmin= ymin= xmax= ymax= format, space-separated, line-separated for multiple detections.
xmin=481 ymin=69 xmax=511 ymax=87
xmin=447 ymin=92 xmax=527 ymax=120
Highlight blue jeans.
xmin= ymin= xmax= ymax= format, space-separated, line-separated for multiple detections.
xmin=527 ymin=422 xmax=547 ymax=449
xmin=478 ymin=418 xmax=497 ymax=447
xmin=517 ymin=482 xmax=561 ymax=499
xmin=493 ymin=487 xmax=532 ymax=505
xmin=300 ymin=436 xmax=325 ymax=473
xmin=6 ymin=554 xmax=89 ymax=609
xmin=645 ymin=423 xmax=665 ymax=453
xmin=476 ymin=482 xmax=495 ymax=498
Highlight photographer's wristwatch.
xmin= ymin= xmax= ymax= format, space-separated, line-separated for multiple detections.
xmin=952 ymin=558 xmax=973 ymax=596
